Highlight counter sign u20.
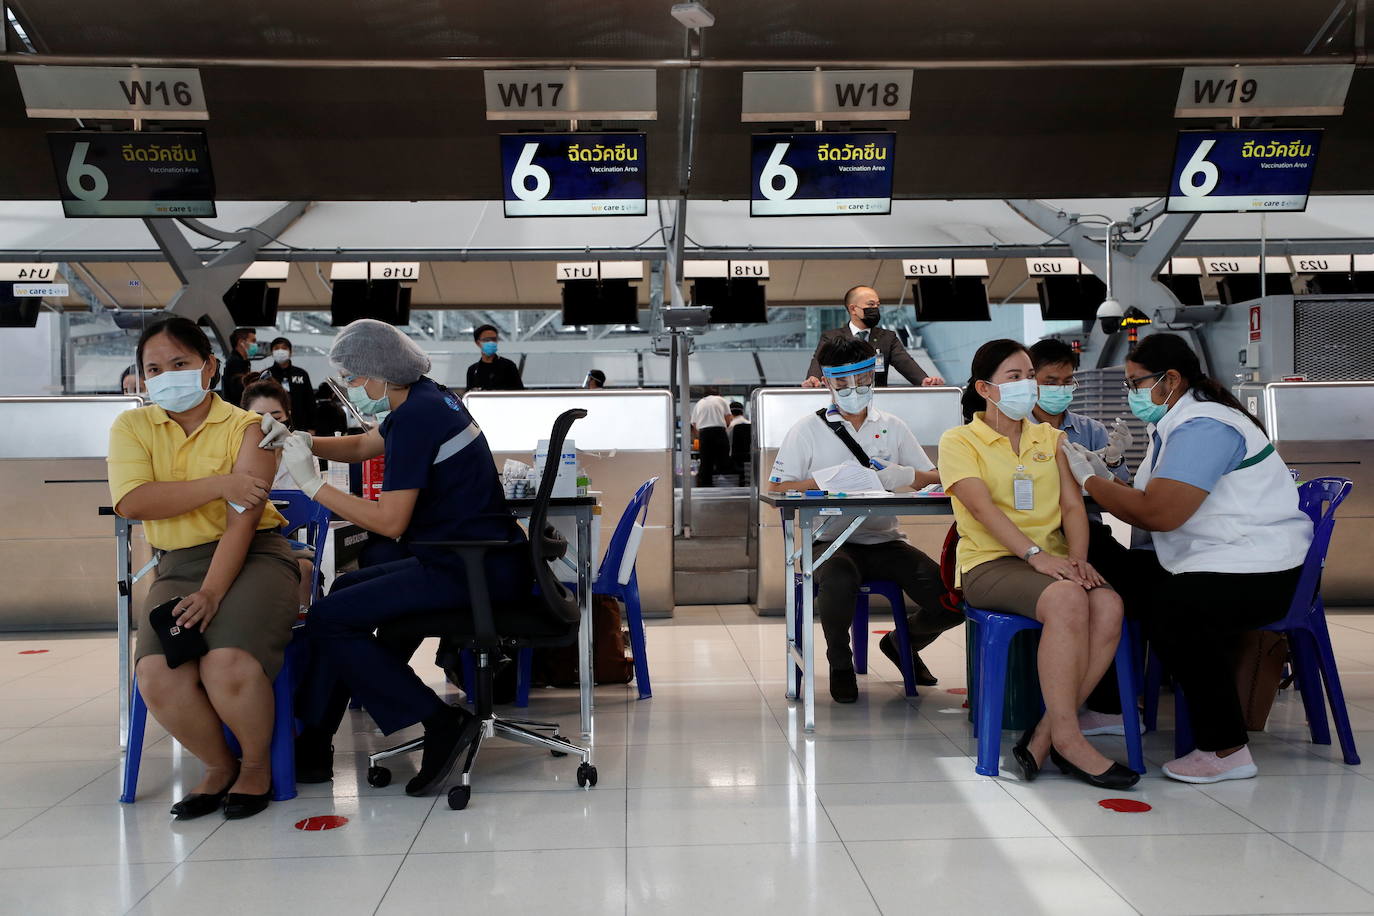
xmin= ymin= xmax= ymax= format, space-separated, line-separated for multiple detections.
xmin=1166 ymin=129 xmax=1322 ymax=213
xmin=500 ymin=133 xmax=647 ymax=217
xmin=751 ymin=132 xmax=895 ymax=217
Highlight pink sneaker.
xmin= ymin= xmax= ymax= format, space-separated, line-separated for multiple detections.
xmin=1078 ymin=710 xmax=1145 ymax=737
xmin=1162 ymin=746 xmax=1258 ymax=784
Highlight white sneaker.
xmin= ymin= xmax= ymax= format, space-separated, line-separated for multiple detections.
xmin=1162 ymin=746 xmax=1259 ymax=784
xmin=1078 ymin=710 xmax=1145 ymax=737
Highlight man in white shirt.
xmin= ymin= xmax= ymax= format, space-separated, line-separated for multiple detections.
xmin=768 ymin=337 xmax=960 ymax=703
xmin=691 ymin=386 xmax=733 ymax=487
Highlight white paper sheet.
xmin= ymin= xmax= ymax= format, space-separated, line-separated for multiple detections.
xmin=812 ymin=463 xmax=884 ymax=493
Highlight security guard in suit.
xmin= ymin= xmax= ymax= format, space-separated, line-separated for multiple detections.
xmin=804 ymin=286 xmax=946 ymax=388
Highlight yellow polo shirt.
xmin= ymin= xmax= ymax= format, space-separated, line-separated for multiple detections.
xmin=107 ymin=395 xmax=286 ymax=551
xmin=938 ymin=413 xmax=1068 ymax=580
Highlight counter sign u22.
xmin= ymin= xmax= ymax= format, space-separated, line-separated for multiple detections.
xmin=1166 ymin=129 xmax=1322 ymax=213
xmin=500 ymin=133 xmax=647 ymax=217
xmin=750 ymin=132 xmax=895 ymax=217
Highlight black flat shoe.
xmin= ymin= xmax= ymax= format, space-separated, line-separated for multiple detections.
xmin=222 ymin=791 xmax=271 ymax=820
xmin=1049 ymin=747 xmax=1140 ymax=789
xmin=828 ymin=667 xmax=859 ymax=704
xmin=1012 ymin=725 xmax=1041 ymax=782
xmin=405 ymin=706 xmax=484 ymax=797
xmin=170 ymin=787 xmax=231 ymax=820
xmin=878 ymin=633 xmax=939 ymax=687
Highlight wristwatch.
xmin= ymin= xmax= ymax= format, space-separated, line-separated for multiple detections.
xmin=1022 ymin=545 xmax=1043 ymax=562
xmin=1105 ymin=456 xmax=1124 ymax=469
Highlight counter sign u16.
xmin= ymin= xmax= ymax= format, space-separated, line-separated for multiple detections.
xmin=1166 ymin=129 xmax=1322 ymax=213
xmin=500 ymin=133 xmax=647 ymax=217
xmin=750 ymin=132 xmax=895 ymax=217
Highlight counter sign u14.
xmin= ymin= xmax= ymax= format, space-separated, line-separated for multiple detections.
xmin=750 ymin=132 xmax=895 ymax=217
xmin=1166 ymin=129 xmax=1322 ymax=213
xmin=500 ymin=133 xmax=647 ymax=217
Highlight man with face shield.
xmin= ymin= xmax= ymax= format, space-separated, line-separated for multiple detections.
xmin=768 ymin=338 xmax=959 ymax=703
xmin=803 ymin=286 xmax=945 ymax=389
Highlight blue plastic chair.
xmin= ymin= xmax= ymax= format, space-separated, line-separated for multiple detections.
xmin=1163 ymin=477 xmax=1359 ymax=765
xmin=793 ymin=576 xmax=919 ymax=696
xmin=270 ymin=489 xmax=332 ymax=601
xmin=966 ymin=604 xmax=1146 ymax=778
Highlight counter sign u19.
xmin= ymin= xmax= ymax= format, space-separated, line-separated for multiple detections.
xmin=500 ymin=133 xmax=647 ymax=217
xmin=1166 ymin=129 xmax=1322 ymax=213
xmin=750 ymin=132 xmax=895 ymax=217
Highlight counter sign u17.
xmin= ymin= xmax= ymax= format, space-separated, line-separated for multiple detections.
xmin=1166 ymin=129 xmax=1322 ymax=213
xmin=500 ymin=133 xmax=647 ymax=217
xmin=750 ymin=132 xmax=895 ymax=217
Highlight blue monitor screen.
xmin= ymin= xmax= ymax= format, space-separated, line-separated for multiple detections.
xmin=501 ymin=133 xmax=647 ymax=217
xmin=1166 ymin=130 xmax=1322 ymax=213
xmin=750 ymin=132 xmax=895 ymax=217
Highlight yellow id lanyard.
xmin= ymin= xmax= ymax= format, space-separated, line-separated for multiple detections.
xmin=1012 ymin=465 xmax=1034 ymax=511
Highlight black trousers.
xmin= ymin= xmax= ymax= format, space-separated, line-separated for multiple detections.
xmin=812 ymin=539 xmax=961 ymax=670
xmin=696 ymin=427 xmax=734 ymax=487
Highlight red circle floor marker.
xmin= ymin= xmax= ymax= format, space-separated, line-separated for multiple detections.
xmin=945 ymin=687 xmax=968 ymax=695
xmin=872 ymin=629 xmax=892 ymax=635
xmin=294 ymin=815 xmax=349 ymax=831
xmin=1098 ymin=798 xmax=1151 ymax=813
xmin=18 ymin=649 xmax=49 ymax=655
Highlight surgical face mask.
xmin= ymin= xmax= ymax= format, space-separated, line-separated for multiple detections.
xmin=145 ymin=364 xmax=210 ymax=414
xmin=1128 ymin=377 xmax=1171 ymax=425
xmin=860 ymin=307 xmax=881 ymax=329
xmin=244 ymin=342 xmax=267 ymax=359
xmin=272 ymin=349 xmax=291 ymax=364
xmin=346 ymin=378 xmax=391 ymax=416
xmin=833 ymin=384 xmax=874 ymax=415
xmin=1036 ymin=384 xmax=1075 ymax=415
xmin=480 ymin=340 xmax=498 ymax=357
xmin=989 ymin=378 xmax=1037 ymax=421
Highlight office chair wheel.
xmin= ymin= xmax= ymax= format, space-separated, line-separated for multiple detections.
xmin=550 ymin=734 xmax=568 ymax=757
xmin=366 ymin=766 xmax=391 ymax=788
xmin=447 ymin=785 xmax=471 ymax=810
xmin=576 ymin=763 xmax=598 ymax=788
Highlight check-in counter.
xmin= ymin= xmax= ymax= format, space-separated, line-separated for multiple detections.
xmin=1239 ymin=381 xmax=1374 ymax=605
xmin=0 ymin=396 xmax=147 ymax=630
xmin=464 ymin=390 xmax=675 ymax=615
xmin=750 ymin=387 xmax=965 ymax=613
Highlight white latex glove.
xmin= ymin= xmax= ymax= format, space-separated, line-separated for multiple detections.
xmin=258 ymin=415 xmax=314 ymax=453
xmin=282 ymin=436 xmax=325 ymax=499
xmin=875 ymin=463 xmax=916 ymax=491
xmin=1101 ymin=417 xmax=1133 ymax=466
xmin=1063 ymin=441 xmax=1114 ymax=488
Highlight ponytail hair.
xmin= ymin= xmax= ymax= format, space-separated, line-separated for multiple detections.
xmin=1128 ymin=333 xmax=1266 ymax=433
xmin=961 ymin=338 xmax=1031 ymax=422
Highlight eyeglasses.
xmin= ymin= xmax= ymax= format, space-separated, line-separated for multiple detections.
xmin=1121 ymin=371 xmax=1165 ymax=393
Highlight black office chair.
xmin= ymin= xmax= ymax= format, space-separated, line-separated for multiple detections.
xmin=364 ymin=408 xmax=595 ymax=810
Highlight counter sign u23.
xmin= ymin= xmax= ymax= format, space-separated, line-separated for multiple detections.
xmin=500 ymin=133 xmax=647 ymax=217
xmin=751 ymin=132 xmax=895 ymax=217
xmin=1166 ymin=129 xmax=1322 ymax=213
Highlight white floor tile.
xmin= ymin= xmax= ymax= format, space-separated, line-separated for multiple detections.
xmin=1 ymin=862 xmax=177 ymax=916
xmin=622 ymin=705 xmax=786 ymax=745
xmin=188 ymin=794 xmax=433 ymax=861
xmin=848 ymin=836 xmax=1136 ymax=916
xmin=627 ymin=784 xmax=838 ymax=846
xmin=409 ymin=786 xmax=626 ymax=853
xmin=1199 ymin=773 xmax=1374 ymax=832
xmin=627 ymin=842 xmax=878 ymax=915
xmin=128 ymin=854 xmax=403 ymax=916
xmin=0 ymin=760 xmax=119 ymax=808
xmin=0 ymin=697 xmax=89 ymax=728
xmin=626 ymin=740 xmax=802 ymax=788
xmin=797 ymin=735 xmax=979 ymax=784
xmin=1278 ymin=830 xmax=1374 ymax=894
xmin=1062 ymin=832 xmax=1374 ymax=914
xmin=999 ymin=774 xmax=1264 ymax=837
xmin=0 ymin=725 xmax=125 ymax=763
xmin=0 ymin=801 xmax=222 ymax=867
xmin=820 ymin=780 xmax=1048 ymax=842
xmin=378 ymin=849 xmax=626 ymax=916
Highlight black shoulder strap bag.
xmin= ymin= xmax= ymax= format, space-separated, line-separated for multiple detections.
xmin=814 ymin=408 xmax=875 ymax=468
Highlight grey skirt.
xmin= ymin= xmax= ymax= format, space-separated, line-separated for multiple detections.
xmin=136 ymin=531 xmax=302 ymax=679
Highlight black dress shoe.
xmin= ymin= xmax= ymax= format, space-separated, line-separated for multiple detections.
xmin=170 ymin=787 xmax=231 ymax=820
xmin=1049 ymin=747 xmax=1141 ymax=789
xmin=1012 ymin=724 xmax=1041 ymax=782
xmin=294 ymin=735 xmax=334 ymax=785
xmin=829 ymin=667 xmax=859 ymax=704
xmin=878 ymin=633 xmax=939 ymax=687
xmin=405 ymin=706 xmax=484 ymax=797
xmin=222 ymin=791 xmax=271 ymax=820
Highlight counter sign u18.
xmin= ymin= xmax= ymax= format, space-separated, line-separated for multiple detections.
xmin=500 ymin=133 xmax=647 ymax=217
xmin=1166 ymin=129 xmax=1322 ymax=213
xmin=750 ymin=132 xmax=895 ymax=217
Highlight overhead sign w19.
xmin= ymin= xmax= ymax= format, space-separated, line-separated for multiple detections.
xmin=1166 ymin=129 xmax=1322 ymax=213
xmin=48 ymin=131 xmax=216 ymax=218
xmin=500 ymin=133 xmax=647 ymax=217
xmin=750 ymin=132 xmax=895 ymax=217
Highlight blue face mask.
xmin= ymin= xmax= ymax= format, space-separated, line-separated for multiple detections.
xmin=833 ymin=385 xmax=873 ymax=415
xmin=145 ymin=364 xmax=210 ymax=414
xmin=1036 ymin=384 xmax=1075 ymax=415
xmin=1128 ymin=377 xmax=1171 ymax=425
xmin=346 ymin=379 xmax=391 ymax=416
xmin=481 ymin=340 xmax=498 ymax=357
xmin=991 ymin=378 xmax=1037 ymax=421
xmin=245 ymin=342 xmax=268 ymax=359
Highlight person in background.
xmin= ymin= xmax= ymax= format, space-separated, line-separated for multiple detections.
xmin=939 ymin=338 xmax=1136 ymax=789
xmin=466 ymin=324 xmax=524 ymax=391
xmin=121 ymin=364 xmax=145 ymax=396
xmin=1066 ymin=333 xmax=1312 ymax=784
xmin=767 ymin=337 xmax=958 ymax=701
xmin=803 ymin=285 xmax=945 ymax=388
xmin=728 ymin=401 xmax=752 ymax=471
xmin=221 ymin=327 xmax=264 ymax=407
xmin=107 ymin=316 xmax=299 ymax=821
xmin=691 ymin=386 xmax=733 ymax=487
xmin=257 ymin=337 xmax=316 ymax=433
xmin=585 ymin=369 xmax=606 ymax=389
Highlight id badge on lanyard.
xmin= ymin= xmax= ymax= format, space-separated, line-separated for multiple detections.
xmin=873 ymin=352 xmax=886 ymax=374
xmin=1012 ymin=465 xmax=1034 ymax=512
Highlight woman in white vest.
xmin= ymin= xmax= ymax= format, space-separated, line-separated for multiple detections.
xmin=1064 ymin=333 xmax=1311 ymax=785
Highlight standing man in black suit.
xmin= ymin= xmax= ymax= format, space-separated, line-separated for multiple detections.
xmin=803 ymin=286 xmax=945 ymax=388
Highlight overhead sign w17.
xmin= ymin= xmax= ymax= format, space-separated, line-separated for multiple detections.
xmin=1166 ymin=129 xmax=1322 ymax=213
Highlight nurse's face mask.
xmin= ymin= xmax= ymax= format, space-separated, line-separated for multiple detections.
xmin=342 ymin=375 xmax=391 ymax=416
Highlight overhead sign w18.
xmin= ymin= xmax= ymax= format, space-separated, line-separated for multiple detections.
xmin=750 ymin=132 xmax=895 ymax=217
xmin=48 ymin=131 xmax=216 ymax=218
xmin=500 ymin=133 xmax=647 ymax=217
xmin=1166 ymin=129 xmax=1322 ymax=213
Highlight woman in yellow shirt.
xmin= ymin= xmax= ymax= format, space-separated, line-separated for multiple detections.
xmin=108 ymin=316 xmax=299 ymax=821
xmin=939 ymin=339 xmax=1135 ymax=789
